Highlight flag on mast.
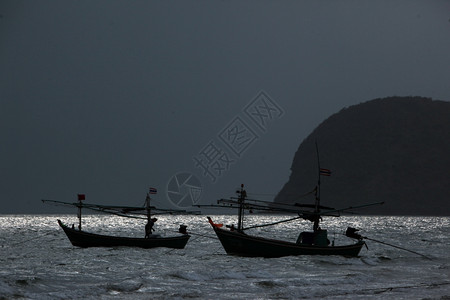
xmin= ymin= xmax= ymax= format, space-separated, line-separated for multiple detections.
xmin=149 ymin=187 xmax=157 ymax=194
xmin=77 ymin=194 xmax=86 ymax=201
xmin=319 ymin=168 xmax=331 ymax=176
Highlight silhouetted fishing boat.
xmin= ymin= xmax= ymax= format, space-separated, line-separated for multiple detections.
xmin=56 ymin=219 xmax=190 ymax=249
xmin=208 ymin=218 xmax=365 ymax=257
xmin=207 ymin=143 xmax=382 ymax=258
xmin=43 ymin=188 xmax=191 ymax=249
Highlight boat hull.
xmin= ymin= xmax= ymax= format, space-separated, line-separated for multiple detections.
xmin=212 ymin=226 xmax=364 ymax=257
xmin=58 ymin=220 xmax=190 ymax=249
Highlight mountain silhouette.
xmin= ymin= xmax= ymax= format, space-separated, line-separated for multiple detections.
xmin=274 ymin=96 xmax=450 ymax=215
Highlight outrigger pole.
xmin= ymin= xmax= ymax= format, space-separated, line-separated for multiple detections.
xmin=346 ymin=227 xmax=430 ymax=259
xmin=364 ymin=236 xmax=431 ymax=259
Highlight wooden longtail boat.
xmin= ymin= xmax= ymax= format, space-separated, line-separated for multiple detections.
xmin=43 ymin=188 xmax=191 ymax=249
xmin=57 ymin=219 xmax=190 ymax=249
xmin=209 ymin=218 xmax=365 ymax=257
xmin=207 ymin=143 xmax=382 ymax=258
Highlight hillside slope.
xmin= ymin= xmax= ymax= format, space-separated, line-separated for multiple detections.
xmin=274 ymin=96 xmax=450 ymax=215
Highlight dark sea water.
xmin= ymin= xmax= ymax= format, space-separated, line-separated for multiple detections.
xmin=1 ymin=215 xmax=449 ymax=299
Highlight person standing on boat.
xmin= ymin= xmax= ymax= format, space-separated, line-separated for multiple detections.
xmin=145 ymin=217 xmax=157 ymax=238
xmin=178 ymin=225 xmax=188 ymax=234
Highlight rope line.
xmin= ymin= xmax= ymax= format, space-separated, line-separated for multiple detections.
xmin=363 ymin=236 xmax=431 ymax=259
xmin=243 ymin=216 xmax=304 ymax=230
xmin=8 ymin=231 xmax=56 ymax=247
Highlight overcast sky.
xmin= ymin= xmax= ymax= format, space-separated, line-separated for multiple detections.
xmin=1 ymin=1 xmax=450 ymax=214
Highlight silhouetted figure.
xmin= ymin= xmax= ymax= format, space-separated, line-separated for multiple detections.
xmin=145 ymin=218 xmax=157 ymax=238
xmin=178 ymin=225 xmax=188 ymax=234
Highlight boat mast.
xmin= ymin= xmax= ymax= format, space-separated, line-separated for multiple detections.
xmin=314 ymin=141 xmax=321 ymax=232
xmin=237 ymin=184 xmax=246 ymax=232
xmin=77 ymin=194 xmax=85 ymax=231
xmin=145 ymin=193 xmax=151 ymax=223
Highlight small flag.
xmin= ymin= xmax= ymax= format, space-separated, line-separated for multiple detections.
xmin=320 ymin=168 xmax=331 ymax=176
xmin=149 ymin=187 xmax=157 ymax=194
xmin=77 ymin=194 xmax=86 ymax=201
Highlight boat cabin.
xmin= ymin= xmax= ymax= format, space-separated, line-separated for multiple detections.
xmin=297 ymin=230 xmax=329 ymax=246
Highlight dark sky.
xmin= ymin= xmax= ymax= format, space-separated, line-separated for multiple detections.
xmin=1 ymin=1 xmax=450 ymax=213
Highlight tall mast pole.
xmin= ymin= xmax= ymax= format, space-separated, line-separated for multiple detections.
xmin=314 ymin=141 xmax=321 ymax=232
xmin=77 ymin=194 xmax=85 ymax=231
xmin=78 ymin=199 xmax=82 ymax=231
xmin=146 ymin=193 xmax=151 ymax=223
xmin=237 ymin=184 xmax=245 ymax=232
